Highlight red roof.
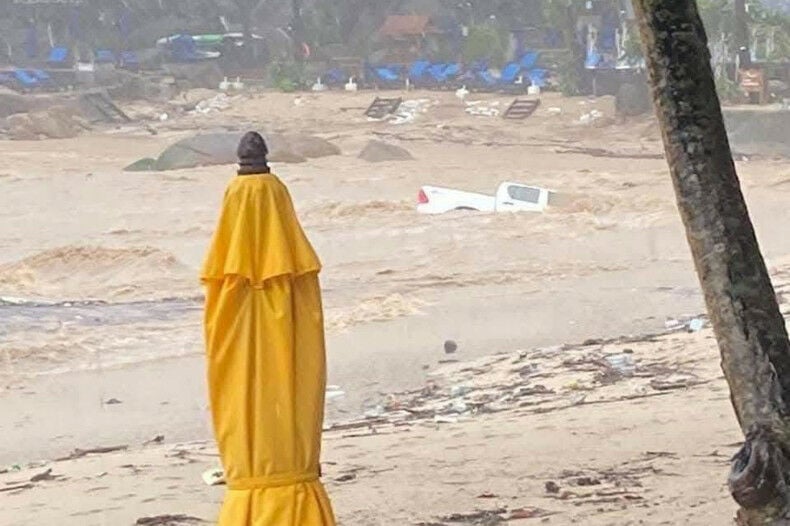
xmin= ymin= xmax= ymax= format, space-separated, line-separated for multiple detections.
xmin=378 ymin=15 xmax=436 ymax=38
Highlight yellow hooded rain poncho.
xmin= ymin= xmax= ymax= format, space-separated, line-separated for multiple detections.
xmin=202 ymin=174 xmax=336 ymax=525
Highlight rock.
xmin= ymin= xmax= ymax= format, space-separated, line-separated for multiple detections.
xmin=278 ymin=134 xmax=342 ymax=158
xmin=358 ymin=140 xmax=414 ymax=163
xmin=124 ymin=158 xmax=158 ymax=172
xmin=154 ymin=133 xmax=240 ymax=171
xmin=0 ymin=87 xmax=31 ymax=119
xmin=268 ymin=150 xmax=307 ymax=164
xmin=152 ymin=132 xmax=339 ymax=171
xmin=6 ymin=106 xmax=84 ymax=140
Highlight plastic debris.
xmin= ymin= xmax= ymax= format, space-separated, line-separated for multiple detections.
xmin=465 ymin=100 xmax=501 ymax=117
xmin=450 ymin=385 xmax=471 ymax=398
xmin=202 ymin=468 xmax=226 ymax=486
xmin=605 ymin=354 xmax=636 ymax=375
xmin=389 ymin=99 xmax=432 ymax=125
xmin=194 ymin=93 xmax=231 ymax=115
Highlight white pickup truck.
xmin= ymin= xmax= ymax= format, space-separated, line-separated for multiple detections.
xmin=417 ymin=182 xmax=556 ymax=214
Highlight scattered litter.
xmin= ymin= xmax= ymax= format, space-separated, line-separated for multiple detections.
xmin=334 ymin=472 xmax=357 ymax=483
xmin=30 ymin=468 xmax=60 ymax=483
xmin=477 ymin=492 xmax=498 ymax=499
xmin=434 ymin=415 xmax=459 ymax=424
xmin=448 ymin=400 xmax=469 ymax=414
xmin=57 ymin=445 xmax=128 ymax=461
xmin=421 ymin=506 xmax=554 ymax=525
xmin=364 ymin=96 xmax=402 ymax=120
xmin=547 ymin=106 xmax=563 ymax=115
xmin=605 ymin=354 xmax=636 ymax=376
xmin=194 ymin=93 xmax=231 ymax=114
xmin=503 ymin=98 xmax=541 ymax=120
xmin=579 ymin=109 xmax=604 ymax=125
xmin=688 ymin=318 xmax=705 ymax=333
xmin=450 ymin=385 xmax=471 ymax=398
xmin=104 ymin=398 xmax=122 ymax=405
xmin=650 ymin=374 xmax=700 ymax=391
xmin=465 ymin=101 xmax=500 ymax=117
xmin=201 ymin=468 xmax=225 ymax=487
xmin=665 ymin=315 xmax=709 ymax=333
xmin=444 ymin=340 xmax=458 ymax=354
xmin=546 ymin=481 xmax=561 ymax=494
xmin=135 ymin=515 xmax=206 ymax=525
xmin=364 ymin=405 xmax=385 ymax=419
xmin=389 ymin=99 xmax=432 ymax=125
xmin=143 ymin=435 xmax=165 ymax=446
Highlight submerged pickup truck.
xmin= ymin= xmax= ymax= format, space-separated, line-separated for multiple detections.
xmin=417 ymin=182 xmax=556 ymax=214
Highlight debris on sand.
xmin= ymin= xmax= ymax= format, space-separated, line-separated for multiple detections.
xmin=57 ymin=445 xmax=129 ymax=461
xmin=341 ymin=326 xmax=716 ymax=428
xmin=465 ymin=100 xmax=501 ymax=117
xmin=201 ymin=468 xmax=225 ymax=486
xmin=388 ymin=99 xmax=433 ymax=125
xmin=418 ymin=506 xmax=554 ymax=525
xmin=136 ymin=515 xmax=206 ymax=525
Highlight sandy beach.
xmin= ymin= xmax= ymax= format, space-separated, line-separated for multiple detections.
xmin=1 ymin=89 xmax=789 ymax=525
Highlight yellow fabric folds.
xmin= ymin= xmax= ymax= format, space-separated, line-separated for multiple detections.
xmin=202 ymin=174 xmax=336 ymax=525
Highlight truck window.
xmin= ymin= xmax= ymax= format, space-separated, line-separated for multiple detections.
xmin=507 ymin=185 xmax=541 ymax=204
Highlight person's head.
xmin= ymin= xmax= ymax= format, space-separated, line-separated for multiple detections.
xmin=237 ymin=131 xmax=270 ymax=175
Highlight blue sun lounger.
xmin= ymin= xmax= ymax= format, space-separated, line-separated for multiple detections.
xmin=14 ymin=69 xmax=40 ymax=89
xmin=408 ymin=60 xmax=431 ymax=85
xmin=47 ymin=46 xmax=69 ymax=66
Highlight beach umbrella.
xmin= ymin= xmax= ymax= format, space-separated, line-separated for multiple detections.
xmin=202 ymin=174 xmax=336 ymax=525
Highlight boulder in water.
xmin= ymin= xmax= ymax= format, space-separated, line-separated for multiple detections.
xmin=152 ymin=132 xmax=339 ymax=171
xmin=358 ymin=140 xmax=414 ymax=163
xmin=280 ymin=134 xmax=342 ymax=158
xmin=124 ymin=158 xmax=158 ymax=172
xmin=154 ymin=133 xmax=240 ymax=171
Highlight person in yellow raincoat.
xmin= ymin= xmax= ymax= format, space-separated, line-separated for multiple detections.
xmin=202 ymin=131 xmax=336 ymax=525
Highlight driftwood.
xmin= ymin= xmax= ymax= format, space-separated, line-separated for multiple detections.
xmin=56 ymin=445 xmax=129 ymax=461
xmin=632 ymin=0 xmax=790 ymax=523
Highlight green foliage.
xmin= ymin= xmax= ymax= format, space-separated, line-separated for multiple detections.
xmin=462 ymin=23 xmax=505 ymax=64
xmin=556 ymin=51 xmax=584 ymax=96
xmin=269 ymin=61 xmax=307 ymax=92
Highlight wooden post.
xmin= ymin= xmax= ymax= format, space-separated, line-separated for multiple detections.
xmin=631 ymin=0 xmax=790 ymax=523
